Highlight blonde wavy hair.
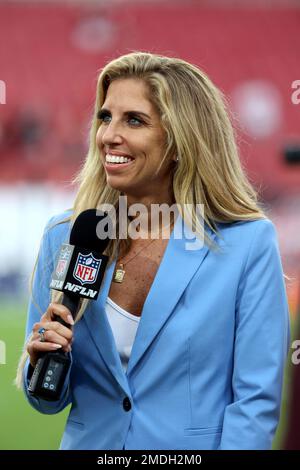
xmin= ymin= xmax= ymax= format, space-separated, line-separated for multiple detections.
xmin=16 ymin=51 xmax=265 ymax=387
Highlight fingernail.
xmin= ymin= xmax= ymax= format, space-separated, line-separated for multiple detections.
xmin=67 ymin=315 xmax=74 ymax=325
xmin=52 ymin=344 xmax=62 ymax=349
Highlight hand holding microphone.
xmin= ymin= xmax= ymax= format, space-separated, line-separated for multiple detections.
xmin=27 ymin=209 xmax=110 ymax=400
xmin=27 ymin=303 xmax=74 ymax=368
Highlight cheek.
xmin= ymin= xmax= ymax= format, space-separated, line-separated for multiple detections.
xmin=147 ymin=139 xmax=167 ymax=165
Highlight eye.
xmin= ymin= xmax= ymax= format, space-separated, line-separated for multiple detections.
xmin=128 ymin=116 xmax=142 ymax=126
xmin=127 ymin=114 xmax=145 ymax=127
xmin=97 ymin=110 xmax=111 ymax=123
xmin=97 ymin=110 xmax=145 ymax=127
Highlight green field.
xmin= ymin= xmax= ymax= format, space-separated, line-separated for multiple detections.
xmin=0 ymin=301 xmax=293 ymax=450
xmin=0 ymin=301 xmax=69 ymax=450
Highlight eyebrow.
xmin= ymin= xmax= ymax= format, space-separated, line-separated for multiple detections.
xmin=100 ymin=108 xmax=151 ymax=120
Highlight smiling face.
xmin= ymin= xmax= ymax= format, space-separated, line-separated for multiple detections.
xmin=96 ymin=78 xmax=175 ymax=204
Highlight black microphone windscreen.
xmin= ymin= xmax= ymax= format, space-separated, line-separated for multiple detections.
xmin=69 ymin=209 xmax=110 ymax=253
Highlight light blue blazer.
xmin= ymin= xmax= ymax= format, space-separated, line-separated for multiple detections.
xmin=23 ymin=211 xmax=290 ymax=450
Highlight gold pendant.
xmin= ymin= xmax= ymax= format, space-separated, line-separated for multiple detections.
xmin=113 ymin=264 xmax=125 ymax=283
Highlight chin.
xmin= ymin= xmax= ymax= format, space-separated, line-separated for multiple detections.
xmin=106 ymin=178 xmax=129 ymax=193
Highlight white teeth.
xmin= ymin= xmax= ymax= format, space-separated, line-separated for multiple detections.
xmin=105 ymin=154 xmax=133 ymax=164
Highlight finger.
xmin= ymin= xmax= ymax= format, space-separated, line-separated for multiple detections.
xmin=39 ymin=330 xmax=70 ymax=349
xmin=32 ymin=329 xmax=74 ymax=346
xmin=45 ymin=303 xmax=74 ymax=326
xmin=32 ymin=320 xmax=73 ymax=340
xmin=41 ymin=322 xmax=73 ymax=341
xmin=27 ymin=340 xmax=63 ymax=355
xmin=28 ymin=337 xmax=72 ymax=355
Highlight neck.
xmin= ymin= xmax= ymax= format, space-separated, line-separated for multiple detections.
xmin=126 ymin=191 xmax=175 ymax=209
xmin=124 ymin=192 xmax=176 ymax=239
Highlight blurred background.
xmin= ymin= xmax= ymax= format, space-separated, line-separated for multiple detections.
xmin=0 ymin=0 xmax=299 ymax=450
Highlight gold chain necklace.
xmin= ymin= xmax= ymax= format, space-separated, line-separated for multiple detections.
xmin=113 ymin=238 xmax=157 ymax=283
xmin=113 ymin=218 xmax=175 ymax=284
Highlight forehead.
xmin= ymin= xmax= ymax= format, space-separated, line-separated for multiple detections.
xmin=103 ymin=78 xmax=155 ymax=114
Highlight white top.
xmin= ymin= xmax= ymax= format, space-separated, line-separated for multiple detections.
xmin=105 ymin=297 xmax=140 ymax=372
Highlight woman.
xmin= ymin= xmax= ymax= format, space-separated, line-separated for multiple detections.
xmin=17 ymin=52 xmax=290 ymax=450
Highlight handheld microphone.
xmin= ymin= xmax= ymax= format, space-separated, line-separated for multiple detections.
xmin=28 ymin=209 xmax=110 ymax=401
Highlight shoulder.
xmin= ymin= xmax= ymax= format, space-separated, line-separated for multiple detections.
xmin=42 ymin=209 xmax=73 ymax=254
xmin=33 ymin=210 xmax=73 ymax=284
xmin=215 ymin=218 xmax=277 ymax=247
xmin=45 ymin=209 xmax=72 ymax=234
xmin=213 ymin=218 xmax=280 ymax=271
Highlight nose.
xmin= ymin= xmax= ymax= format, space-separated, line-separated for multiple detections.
xmin=98 ymin=120 xmax=124 ymax=146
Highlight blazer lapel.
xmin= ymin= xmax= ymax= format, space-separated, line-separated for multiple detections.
xmin=126 ymin=216 xmax=216 ymax=377
xmin=83 ymin=259 xmax=131 ymax=396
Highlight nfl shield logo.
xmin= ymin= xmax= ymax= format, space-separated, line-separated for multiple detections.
xmin=56 ymin=259 xmax=67 ymax=277
xmin=73 ymin=253 xmax=101 ymax=285
xmin=55 ymin=245 xmax=73 ymax=277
